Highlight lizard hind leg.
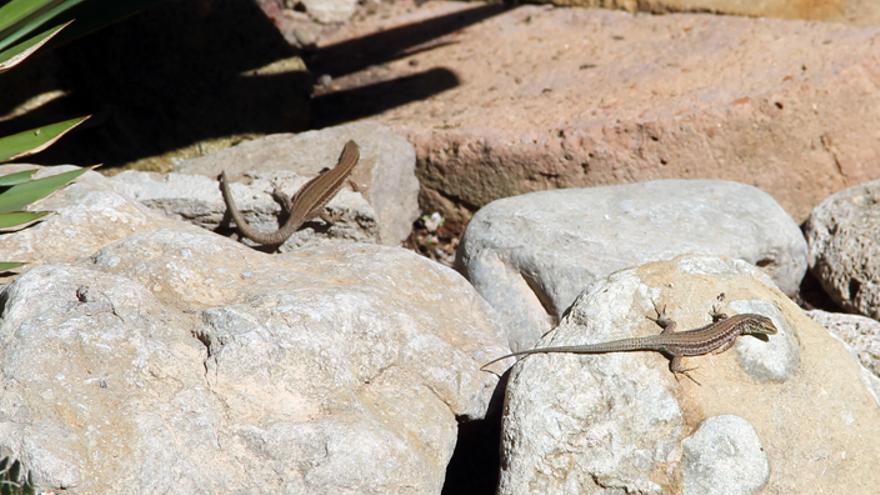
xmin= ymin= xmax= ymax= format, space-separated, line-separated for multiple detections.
xmin=670 ymin=356 xmax=701 ymax=386
xmin=270 ymin=187 xmax=294 ymax=215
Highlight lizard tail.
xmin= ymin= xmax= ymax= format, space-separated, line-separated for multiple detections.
xmin=219 ymin=171 xmax=296 ymax=246
xmin=480 ymin=344 xmax=600 ymax=370
xmin=480 ymin=337 xmax=660 ymax=370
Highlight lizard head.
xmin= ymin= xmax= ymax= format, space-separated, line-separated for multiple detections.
xmin=742 ymin=314 xmax=778 ymax=341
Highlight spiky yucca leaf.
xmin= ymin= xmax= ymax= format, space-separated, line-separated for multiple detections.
xmin=0 ymin=2 xmax=88 ymax=273
xmin=0 ymin=165 xmax=93 ymax=213
xmin=0 ymin=116 xmax=88 ymax=161
xmin=0 ymin=20 xmax=67 ymax=71
xmin=0 ymin=210 xmax=49 ymax=228
xmin=0 ymin=169 xmax=35 ymax=186
xmin=0 ymin=0 xmax=87 ymax=53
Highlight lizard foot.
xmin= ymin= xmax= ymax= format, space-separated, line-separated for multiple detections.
xmin=648 ymin=300 xmax=678 ymax=334
xmin=674 ymin=369 xmax=702 ymax=386
xmin=647 ymin=301 xmax=672 ymax=328
xmin=670 ymin=356 xmax=701 ymax=386
xmin=710 ymin=304 xmax=729 ymax=323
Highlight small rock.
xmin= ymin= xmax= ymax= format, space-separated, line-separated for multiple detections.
xmin=300 ymin=0 xmax=359 ymax=24
xmin=726 ymin=298 xmax=799 ymax=383
xmin=681 ymin=415 xmax=769 ymax=495
xmin=804 ymin=179 xmax=880 ymax=319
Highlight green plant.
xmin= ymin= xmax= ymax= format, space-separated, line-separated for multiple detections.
xmin=0 ymin=456 xmax=34 ymax=495
xmin=0 ymin=1 xmax=83 ymax=68
xmin=0 ymin=0 xmax=95 ymax=271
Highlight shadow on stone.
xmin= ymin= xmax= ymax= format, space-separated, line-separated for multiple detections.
xmin=312 ymin=67 xmax=459 ymax=128
xmin=308 ymin=3 xmax=510 ymax=78
xmin=1 ymin=0 xmax=310 ymax=170
xmin=796 ymin=268 xmax=841 ymax=312
xmin=308 ymin=2 xmax=511 ymax=127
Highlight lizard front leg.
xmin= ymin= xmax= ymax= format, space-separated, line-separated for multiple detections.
xmin=647 ymin=301 xmax=677 ymax=334
xmin=709 ymin=304 xmax=728 ymax=323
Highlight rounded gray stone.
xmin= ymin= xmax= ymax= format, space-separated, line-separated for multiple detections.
xmin=805 ymin=179 xmax=880 ymax=319
xmin=682 ymin=415 xmax=769 ymax=495
xmin=458 ymin=179 xmax=807 ymax=349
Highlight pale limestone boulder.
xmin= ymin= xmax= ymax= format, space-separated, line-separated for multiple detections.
xmin=0 ymin=168 xmax=507 ymax=493
xmin=0 ymin=265 xmax=222 ymax=493
xmin=457 ymin=180 xmax=806 ymax=350
xmin=493 ymin=255 xmax=879 ymax=494
xmin=804 ymin=179 xmax=880 ymax=319
xmin=0 ymin=165 xmax=177 ymax=267
xmin=174 ymin=120 xmax=419 ymax=246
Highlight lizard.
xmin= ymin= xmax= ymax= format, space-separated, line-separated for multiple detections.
xmin=482 ymin=306 xmax=778 ymax=384
xmin=218 ymin=139 xmax=361 ymax=247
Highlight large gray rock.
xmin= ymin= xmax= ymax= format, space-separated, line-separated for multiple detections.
xmin=458 ymin=180 xmax=807 ymax=350
xmin=0 ymin=166 xmax=507 ymax=494
xmin=174 ymin=120 xmax=420 ymax=246
xmin=804 ymin=179 xmax=880 ymax=319
xmin=492 ymin=255 xmax=880 ymax=494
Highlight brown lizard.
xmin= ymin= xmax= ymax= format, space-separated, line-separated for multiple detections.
xmin=219 ymin=140 xmax=360 ymax=247
xmin=482 ymin=306 xmax=778 ymax=384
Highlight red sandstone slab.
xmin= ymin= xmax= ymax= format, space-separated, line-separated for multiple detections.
xmin=316 ymin=2 xmax=880 ymax=222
